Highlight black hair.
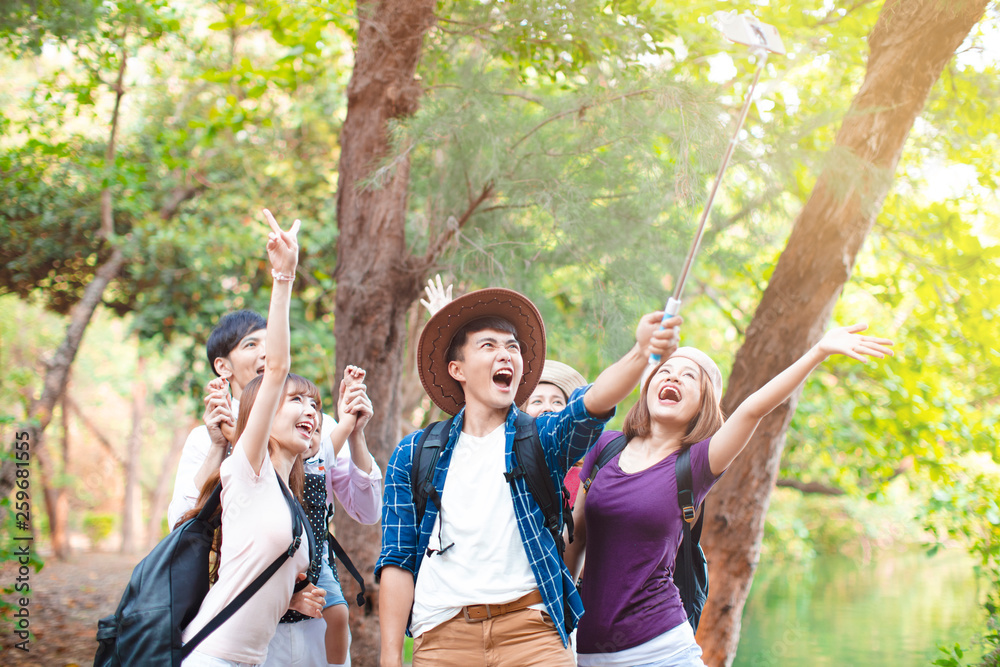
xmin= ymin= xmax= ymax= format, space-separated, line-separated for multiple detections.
xmin=205 ymin=310 xmax=267 ymax=376
xmin=446 ymin=316 xmax=518 ymax=363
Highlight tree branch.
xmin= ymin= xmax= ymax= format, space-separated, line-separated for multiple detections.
xmin=510 ymin=89 xmax=652 ymax=150
xmin=812 ymin=0 xmax=880 ymax=28
xmin=776 ymin=459 xmax=913 ymax=496
xmin=702 ymin=184 xmax=785 ymax=246
xmin=422 ymin=181 xmax=494 ymax=264
xmin=159 ymin=184 xmax=202 ymax=220
xmin=692 ymin=280 xmax=746 ymax=337
xmin=63 ymin=393 xmax=124 ymax=467
xmin=100 ymin=39 xmax=129 ymax=239
xmin=775 ymin=478 xmax=845 ymax=495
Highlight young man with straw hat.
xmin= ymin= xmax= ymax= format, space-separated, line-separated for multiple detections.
xmin=377 ymin=287 xmax=680 ymax=666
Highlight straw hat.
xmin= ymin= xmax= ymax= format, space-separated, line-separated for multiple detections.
xmin=537 ymin=360 xmax=588 ymax=401
xmin=418 ymin=288 xmax=546 ymax=416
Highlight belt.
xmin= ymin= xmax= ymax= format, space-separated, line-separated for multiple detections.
xmin=462 ymin=590 xmax=544 ymax=622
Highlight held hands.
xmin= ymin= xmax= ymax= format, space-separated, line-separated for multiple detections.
xmin=288 ymin=573 xmax=326 ymax=619
xmin=636 ymin=311 xmax=682 ymax=361
xmin=420 ymin=274 xmax=453 ymax=316
xmin=817 ymin=324 xmax=894 ymax=362
xmin=338 ymin=365 xmax=374 ymax=435
xmin=263 ymin=208 xmax=300 ymax=278
xmin=203 ymin=378 xmax=234 ymax=450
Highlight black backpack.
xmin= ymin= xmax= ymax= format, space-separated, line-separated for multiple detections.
xmin=411 ymin=411 xmax=574 ymax=556
xmin=582 ymin=435 xmax=709 ymax=632
xmin=94 ymin=471 xmax=312 ymax=667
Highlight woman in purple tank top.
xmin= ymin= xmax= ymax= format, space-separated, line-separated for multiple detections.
xmin=566 ymin=326 xmax=893 ymax=667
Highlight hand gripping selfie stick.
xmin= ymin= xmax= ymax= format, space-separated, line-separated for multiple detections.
xmin=650 ymin=13 xmax=786 ymax=363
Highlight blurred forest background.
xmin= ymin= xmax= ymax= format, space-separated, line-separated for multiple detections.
xmin=1 ymin=0 xmax=998 ymax=665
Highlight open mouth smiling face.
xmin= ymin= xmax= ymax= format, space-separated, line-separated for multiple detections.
xmin=450 ymin=328 xmax=524 ymax=409
xmin=649 ymin=357 xmax=702 ymax=416
xmin=493 ymin=367 xmax=514 ymax=392
xmin=658 ymin=383 xmax=682 ymax=403
xmin=294 ymin=418 xmax=315 ymax=439
xmin=278 ymin=391 xmax=319 ymax=451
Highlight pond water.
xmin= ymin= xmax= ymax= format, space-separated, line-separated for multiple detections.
xmin=734 ymin=549 xmax=987 ymax=666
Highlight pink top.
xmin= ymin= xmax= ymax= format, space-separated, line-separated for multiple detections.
xmin=318 ymin=437 xmax=383 ymax=525
xmin=181 ymin=446 xmax=310 ymax=664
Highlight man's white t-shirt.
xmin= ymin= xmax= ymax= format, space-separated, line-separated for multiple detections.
xmin=410 ymin=423 xmax=540 ymax=638
xmin=167 ymin=397 xmax=246 ymax=530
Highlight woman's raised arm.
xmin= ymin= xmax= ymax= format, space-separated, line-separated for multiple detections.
xmin=708 ymin=323 xmax=893 ymax=476
xmin=236 ymin=209 xmax=300 ymax=474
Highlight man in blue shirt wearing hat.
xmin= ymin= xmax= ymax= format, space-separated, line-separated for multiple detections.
xmin=377 ymin=288 xmax=680 ymax=666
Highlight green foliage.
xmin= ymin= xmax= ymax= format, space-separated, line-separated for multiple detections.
xmin=398 ymin=2 xmax=736 ymax=360
xmin=82 ymin=512 xmax=116 ymax=546
xmin=0 ymin=497 xmax=44 ymax=625
xmin=0 ymin=140 xmax=113 ymax=313
xmin=934 ymin=643 xmax=968 ymax=667
xmin=433 ymin=0 xmax=679 ymax=82
xmin=0 ymin=0 xmax=355 ymax=405
xmin=920 ymin=455 xmax=1000 ymax=664
xmin=0 ymin=0 xmax=101 ymax=53
xmin=0 ymin=295 xmax=66 ymax=423
xmin=761 ymin=484 xmax=930 ymax=564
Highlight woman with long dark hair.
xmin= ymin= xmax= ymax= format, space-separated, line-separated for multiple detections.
xmin=180 ymin=211 xmax=323 ymax=666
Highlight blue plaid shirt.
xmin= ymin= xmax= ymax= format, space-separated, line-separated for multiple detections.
xmin=376 ymin=385 xmax=611 ymax=646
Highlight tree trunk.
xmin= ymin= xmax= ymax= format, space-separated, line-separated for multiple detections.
xmin=0 ymin=247 xmax=127 ymax=503
xmin=120 ymin=349 xmax=146 ymax=554
xmin=696 ymin=2 xmax=988 ymax=664
xmin=35 ymin=438 xmax=69 ymax=559
xmin=36 ymin=389 xmax=73 ymax=560
xmin=54 ymin=391 xmax=72 ymax=558
xmin=332 ymin=1 xmax=438 ymax=664
xmin=145 ymin=412 xmax=194 ymax=549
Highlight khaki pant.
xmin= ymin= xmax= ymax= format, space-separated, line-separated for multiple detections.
xmin=412 ymin=608 xmax=574 ymax=667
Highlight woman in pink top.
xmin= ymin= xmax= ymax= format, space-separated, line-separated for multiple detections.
xmin=180 ymin=211 xmax=326 ymax=666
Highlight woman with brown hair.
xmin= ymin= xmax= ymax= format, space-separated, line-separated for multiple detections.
xmin=180 ymin=210 xmax=325 ymax=666
xmin=566 ymin=327 xmax=893 ymax=667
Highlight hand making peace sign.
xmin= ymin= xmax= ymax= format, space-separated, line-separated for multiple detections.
xmin=263 ymin=208 xmax=300 ymax=278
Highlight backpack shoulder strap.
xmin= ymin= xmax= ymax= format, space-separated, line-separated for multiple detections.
xmin=676 ymin=446 xmax=704 ymax=538
xmin=676 ymin=447 xmax=695 ymax=523
xmin=195 ymin=482 xmax=223 ymax=522
xmin=410 ymin=418 xmax=453 ymax=526
xmin=181 ymin=471 xmax=304 ymax=658
xmin=674 ymin=447 xmax=707 ymax=631
xmin=505 ymin=412 xmax=570 ymax=552
xmin=582 ymin=434 xmax=628 ymax=492
xmin=328 ymin=533 xmax=367 ymax=607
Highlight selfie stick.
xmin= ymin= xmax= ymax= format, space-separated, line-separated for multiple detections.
xmin=650 ymin=15 xmax=785 ymax=363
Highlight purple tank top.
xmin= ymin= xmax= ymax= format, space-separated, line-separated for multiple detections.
xmin=575 ymin=431 xmax=719 ymax=655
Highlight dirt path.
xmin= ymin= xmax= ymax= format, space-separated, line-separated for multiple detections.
xmin=1 ymin=550 xmax=140 ymax=667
